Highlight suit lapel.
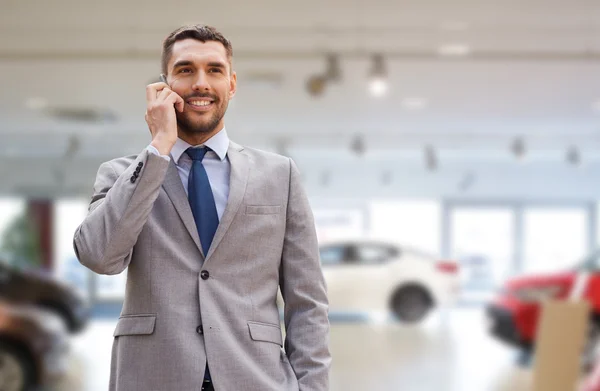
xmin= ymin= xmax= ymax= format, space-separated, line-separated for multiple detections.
xmin=162 ymin=160 xmax=204 ymax=256
xmin=205 ymin=142 xmax=249 ymax=262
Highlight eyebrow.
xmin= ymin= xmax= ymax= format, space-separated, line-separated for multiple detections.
xmin=207 ymin=61 xmax=227 ymax=69
xmin=172 ymin=60 xmax=228 ymax=73
xmin=172 ymin=60 xmax=194 ymax=70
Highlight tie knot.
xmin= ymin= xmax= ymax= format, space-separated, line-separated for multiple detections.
xmin=186 ymin=147 xmax=210 ymax=161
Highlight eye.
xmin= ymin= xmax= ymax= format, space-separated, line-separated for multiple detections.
xmin=209 ymin=68 xmax=223 ymax=73
xmin=178 ymin=68 xmax=192 ymax=74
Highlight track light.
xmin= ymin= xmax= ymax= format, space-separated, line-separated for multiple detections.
xmin=511 ymin=137 xmax=526 ymax=161
xmin=566 ymin=146 xmax=581 ymax=167
xmin=368 ymin=54 xmax=388 ymax=98
xmin=351 ymin=135 xmax=366 ymax=156
xmin=425 ymin=145 xmax=438 ymax=171
xmin=306 ymin=74 xmax=328 ymax=97
xmin=325 ymin=54 xmax=342 ymax=83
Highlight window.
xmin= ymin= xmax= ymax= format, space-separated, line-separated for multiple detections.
xmin=354 ymin=244 xmax=396 ymax=265
xmin=319 ymin=245 xmax=348 ymax=266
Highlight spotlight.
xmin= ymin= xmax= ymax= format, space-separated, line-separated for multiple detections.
xmin=566 ymin=146 xmax=581 ymax=166
xmin=425 ymin=145 xmax=438 ymax=171
xmin=325 ymin=54 xmax=342 ymax=83
xmin=351 ymin=135 xmax=366 ymax=156
xmin=511 ymin=137 xmax=526 ymax=160
xmin=368 ymin=54 xmax=388 ymax=98
xmin=306 ymin=74 xmax=328 ymax=97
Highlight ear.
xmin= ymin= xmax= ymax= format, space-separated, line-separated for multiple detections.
xmin=229 ymin=71 xmax=237 ymax=99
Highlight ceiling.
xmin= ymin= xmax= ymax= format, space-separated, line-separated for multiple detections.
xmin=1 ymin=0 xmax=600 ymax=197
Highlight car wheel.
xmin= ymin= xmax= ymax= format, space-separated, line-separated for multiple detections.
xmin=0 ymin=341 xmax=35 ymax=391
xmin=390 ymin=285 xmax=433 ymax=323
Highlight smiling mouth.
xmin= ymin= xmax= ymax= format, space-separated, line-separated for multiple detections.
xmin=187 ymin=98 xmax=215 ymax=111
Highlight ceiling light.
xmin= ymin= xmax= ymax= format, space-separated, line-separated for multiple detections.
xmin=511 ymin=137 xmax=526 ymax=160
xmin=438 ymin=43 xmax=471 ymax=57
xmin=369 ymin=79 xmax=388 ymax=97
xmin=566 ymin=146 xmax=581 ymax=167
xmin=368 ymin=54 xmax=389 ymax=98
xmin=306 ymin=74 xmax=328 ymax=97
xmin=401 ymin=98 xmax=428 ymax=110
xmin=351 ymin=135 xmax=366 ymax=156
xmin=425 ymin=145 xmax=438 ymax=171
xmin=325 ymin=54 xmax=342 ymax=83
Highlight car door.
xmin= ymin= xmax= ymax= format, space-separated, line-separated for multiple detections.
xmin=322 ymin=243 xmax=394 ymax=313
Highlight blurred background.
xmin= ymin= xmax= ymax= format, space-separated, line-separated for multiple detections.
xmin=2 ymin=0 xmax=600 ymax=390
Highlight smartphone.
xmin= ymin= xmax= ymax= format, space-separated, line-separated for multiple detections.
xmin=159 ymin=74 xmax=167 ymax=84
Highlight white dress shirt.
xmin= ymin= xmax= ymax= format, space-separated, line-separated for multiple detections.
xmin=146 ymin=128 xmax=231 ymax=220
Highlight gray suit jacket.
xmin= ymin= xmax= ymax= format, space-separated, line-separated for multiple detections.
xmin=73 ymin=141 xmax=331 ymax=391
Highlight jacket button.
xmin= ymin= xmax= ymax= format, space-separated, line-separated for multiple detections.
xmin=130 ymin=176 xmax=136 ymax=183
xmin=138 ymin=162 xmax=143 ymax=167
xmin=133 ymin=171 xmax=139 ymax=178
xmin=196 ymin=325 xmax=203 ymax=334
xmin=200 ymin=270 xmax=210 ymax=280
xmin=135 ymin=167 xmax=141 ymax=174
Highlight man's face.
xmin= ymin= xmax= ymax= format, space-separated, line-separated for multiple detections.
xmin=166 ymin=39 xmax=237 ymax=136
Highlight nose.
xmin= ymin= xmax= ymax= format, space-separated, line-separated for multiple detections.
xmin=192 ymin=70 xmax=210 ymax=91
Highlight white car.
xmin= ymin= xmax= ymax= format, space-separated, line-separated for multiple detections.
xmin=316 ymin=240 xmax=460 ymax=323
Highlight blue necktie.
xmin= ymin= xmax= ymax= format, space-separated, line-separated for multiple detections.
xmin=186 ymin=147 xmax=219 ymax=257
xmin=186 ymin=147 xmax=218 ymax=383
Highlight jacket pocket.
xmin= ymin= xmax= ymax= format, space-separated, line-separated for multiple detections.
xmin=114 ymin=314 xmax=157 ymax=337
xmin=245 ymin=205 xmax=281 ymax=215
xmin=247 ymin=321 xmax=283 ymax=346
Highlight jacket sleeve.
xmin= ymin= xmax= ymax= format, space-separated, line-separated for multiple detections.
xmin=73 ymin=149 xmax=170 ymax=275
xmin=279 ymin=158 xmax=331 ymax=391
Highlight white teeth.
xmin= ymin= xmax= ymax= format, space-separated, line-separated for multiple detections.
xmin=190 ymin=100 xmax=212 ymax=106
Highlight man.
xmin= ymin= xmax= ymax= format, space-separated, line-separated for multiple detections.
xmin=73 ymin=25 xmax=330 ymax=391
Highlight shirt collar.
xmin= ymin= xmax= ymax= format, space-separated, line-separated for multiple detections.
xmin=171 ymin=127 xmax=229 ymax=164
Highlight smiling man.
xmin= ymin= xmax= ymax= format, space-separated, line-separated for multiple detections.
xmin=73 ymin=25 xmax=330 ymax=391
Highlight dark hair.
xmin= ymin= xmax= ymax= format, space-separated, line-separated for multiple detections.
xmin=161 ymin=24 xmax=233 ymax=74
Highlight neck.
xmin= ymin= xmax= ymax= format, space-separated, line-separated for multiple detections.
xmin=178 ymin=124 xmax=224 ymax=146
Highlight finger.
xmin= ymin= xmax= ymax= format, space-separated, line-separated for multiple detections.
xmin=156 ymin=87 xmax=172 ymax=102
xmin=146 ymin=82 xmax=169 ymax=104
xmin=174 ymin=93 xmax=185 ymax=112
xmin=164 ymin=91 xmax=185 ymax=113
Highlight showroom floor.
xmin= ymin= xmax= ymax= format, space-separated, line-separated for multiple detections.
xmin=50 ymin=307 xmax=533 ymax=391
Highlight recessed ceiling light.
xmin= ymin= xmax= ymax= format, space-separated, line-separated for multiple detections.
xmin=401 ymin=98 xmax=428 ymax=110
xmin=438 ymin=44 xmax=471 ymax=57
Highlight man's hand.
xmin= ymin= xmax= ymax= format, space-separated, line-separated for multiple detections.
xmin=145 ymin=82 xmax=185 ymax=156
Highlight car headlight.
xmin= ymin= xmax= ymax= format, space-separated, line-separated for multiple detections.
xmin=512 ymin=286 xmax=563 ymax=302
